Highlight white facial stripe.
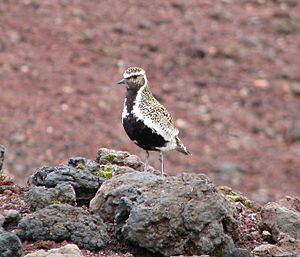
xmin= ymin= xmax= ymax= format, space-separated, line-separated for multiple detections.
xmin=123 ymin=71 xmax=145 ymax=79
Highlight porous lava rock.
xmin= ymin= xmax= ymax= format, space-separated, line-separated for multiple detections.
xmin=0 ymin=227 xmax=23 ymax=257
xmin=260 ymin=202 xmax=300 ymax=241
xmin=18 ymin=204 xmax=109 ymax=251
xmin=28 ymin=157 xmax=106 ymax=205
xmin=96 ymin=148 xmax=145 ymax=171
xmin=28 ymin=182 xmax=77 ymax=210
xmin=90 ymin=172 xmax=239 ymax=257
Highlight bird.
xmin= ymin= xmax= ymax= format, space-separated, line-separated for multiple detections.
xmin=117 ymin=66 xmax=191 ymax=176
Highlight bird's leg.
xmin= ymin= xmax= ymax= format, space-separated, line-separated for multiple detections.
xmin=159 ymin=151 xmax=164 ymax=177
xmin=144 ymin=150 xmax=149 ymax=172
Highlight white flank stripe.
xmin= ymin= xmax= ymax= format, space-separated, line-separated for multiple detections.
xmin=132 ymin=78 xmax=177 ymax=152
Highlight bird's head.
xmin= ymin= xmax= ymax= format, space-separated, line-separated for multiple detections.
xmin=117 ymin=67 xmax=147 ymax=90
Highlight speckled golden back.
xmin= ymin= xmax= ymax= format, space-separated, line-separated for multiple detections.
xmin=137 ymin=85 xmax=179 ymax=138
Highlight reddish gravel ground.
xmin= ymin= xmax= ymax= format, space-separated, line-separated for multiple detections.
xmin=0 ymin=0 xmax=300 ymax=203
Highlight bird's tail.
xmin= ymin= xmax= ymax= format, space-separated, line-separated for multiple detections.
xmin=175 ymin=136 xmax=191 ymax=155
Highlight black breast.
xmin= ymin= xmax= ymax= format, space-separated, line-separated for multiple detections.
xmin=123 ymin=88 xmax=168 ymax=151
xmin=123 ymin=114 xmax=167 ymax=151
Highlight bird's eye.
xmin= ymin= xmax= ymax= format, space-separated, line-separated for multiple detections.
xmin=131 ymin=75 xmax=138 ymax=79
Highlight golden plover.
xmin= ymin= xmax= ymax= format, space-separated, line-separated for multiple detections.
xmin=117 ymin=67 xmax=191 ymax=176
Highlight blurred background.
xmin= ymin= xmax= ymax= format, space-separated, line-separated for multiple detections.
xmin=0 ymin=0 xmax=299 ymax=203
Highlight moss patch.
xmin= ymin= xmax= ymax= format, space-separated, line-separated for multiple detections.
xmin=91 ymin=165 xmax=113 ymax=179
xmin=219 ymin=185 xmax=254 ymax=209
xmin=51 ymin=199 xmax=62 ymax=205
xmin=244 ymin=199 xmax=254 ymax=208
xmin=229 ymin=195 xmax=241 ymax=202
xmin=106 ymin=153 xmax=116 ymax=162
xmin=76 ymin=164 xmax=86 ymax=170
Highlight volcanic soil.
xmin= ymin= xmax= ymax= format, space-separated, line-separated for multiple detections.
xmin=0 ymin=0 xmax=300 ymax=203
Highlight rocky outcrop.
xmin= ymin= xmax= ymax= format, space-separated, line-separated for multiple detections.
xmin=255 ymin=197 xmax=300 ymax=256
xmin=18 ymin=204 xmax=109 ymax=251
xmin=28 ymin=182 xmax=76 ymax=210
xmin=90 ymin=172 xmax=239 ymax=257
xmin=260 ymin=201 xmax=300 ymax=241
xmin=0 ymin=210 xmax=20 ymax=229
xmin=28 ymin=157 xmax=107 ymax=205
xmin=96 ymin=148 xmax=145 ymax=171
xmin=27 ymin=149 xmax=158 ymax=205
xmin=253 ymin=235 xmax=300 ymax=257
xmin=24 ymin=244 xmax=83 ymax=257
xmin=1 ymin=147 xmax=299 ymax=257
xmin=0 ymin=227 xmax=23 ymax=257
xmin=95 ymin=148 xmax=159 ymax=175
xmin=224 ymin=248 xmax=253 ymax=257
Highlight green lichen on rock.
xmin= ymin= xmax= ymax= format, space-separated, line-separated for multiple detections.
xmin=244 ymin=199 xmax=254 ymax=208
xmin=101 ymin=171 xmax=113 ymax=179
xmin=229 ymin=195 xmax=241 ymax=202
xmin=219 ymin=185 xmax=255 ymax=208
xmin=76 ymin=164 xmax=86 ymax=170
xmin=106 ymin=153 xmax=116 ymax=162
xmin=51 ymin=199 xmax=62 ymax=205
xmin=218 ymin=185 xmax=226 ymax=191
xmin=91 ymin=165 xmax=113 ymax=179
xmin=53 ymin=222 xmax=64 ymax=235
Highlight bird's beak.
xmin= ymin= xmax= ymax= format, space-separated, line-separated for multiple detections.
xmin=117 ymin=78 xmax=126 ymax=85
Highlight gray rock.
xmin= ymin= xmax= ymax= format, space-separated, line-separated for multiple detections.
xmin=276 ymin=254 xmax=300 ymax=257
xmin=28 ymin=182 xmax=76 ymax=210
xmin=277 ymin=196 xmax=300 ymax=212
xmin=68 ymin=156 xmax=87 ymax=167
xmin=2 ymin=210 xmax=20 ymax=229
xmin=260 ymin=202 xmax=300 ymax=241
xmin=252 ymin=243 xmax=283 ymax=256
xmin=28 ymin=157 xmax=107 ymax=205
xmin=224 ymin=248 xmax=253 ymax=257
xmin=0 ymin=215 xmax=4 ymax=227
xmin=252 ymin=239 xmax=300 ymax=257
xmin=276 ymin=233 xmax=300 ymax=256
xmin=0 ymin=145 xmax=5 ymax=171
xmin=90 ymin=172 xmax=238 ymax=257
xmin=0 ymin=227 xmax=23 ymax=257
xmin=28 ymin=150 xmax=160 ymax=205
xmin=277 ymin=252 xmax=300 ymax=256
xmin=24 ymin=244 xmax=83 ymax=257
xmin=113 ymin=165 xmax=139 ymax=176
xmin=18 ymin=204 xmax=109 ymax=251
xmin=96 ymin=148 xmax=157 ymax=173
